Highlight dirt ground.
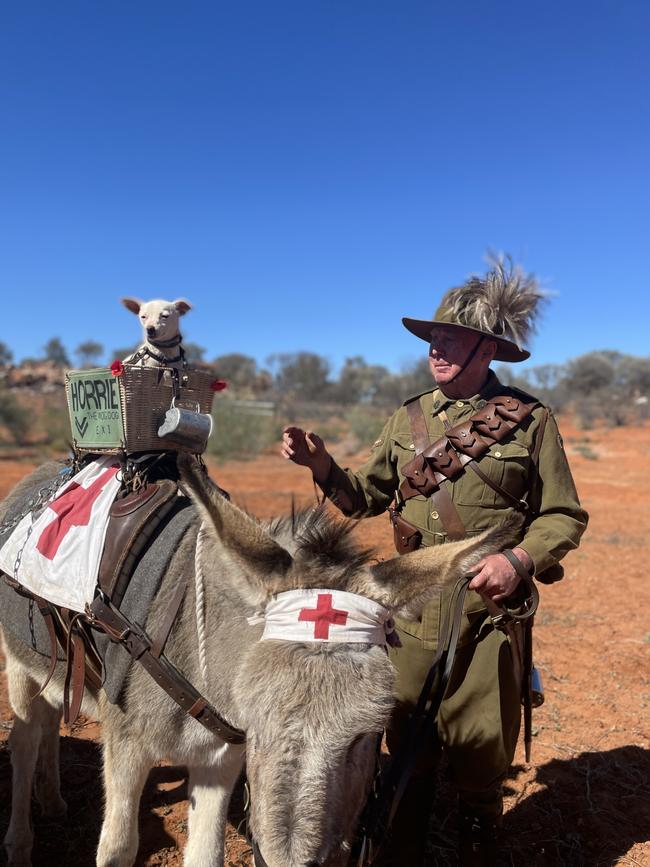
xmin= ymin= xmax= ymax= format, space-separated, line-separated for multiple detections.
xmin=0 ymin=419 xmax=648 ymax=866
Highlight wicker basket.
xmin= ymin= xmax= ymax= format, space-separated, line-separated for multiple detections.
xmin=65 ymin=365 xmax=216 ymax=455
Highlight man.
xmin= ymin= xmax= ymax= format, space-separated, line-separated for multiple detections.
xmin=281 ymin=257 xmax=588 ymax=865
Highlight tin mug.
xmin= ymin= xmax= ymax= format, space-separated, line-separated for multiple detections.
xmin=157 ymin=399 xmax=213 ymax=453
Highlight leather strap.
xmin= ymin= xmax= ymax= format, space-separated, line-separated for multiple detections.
xmin=398 ymin=392 xmax=538 ymax=505
xmin=63 ymin=613 xmax=88 ymax=725
xmin=30 ymin=596 xmax=59 ymax=700
xmin=405 ymin=399 xmax=430 ymax=453
xmin=439 ymin=405 xmax=527 ymax=511
xmin=406 ymin=400 xmax=466 ymax=541
xmin=87 ymin=595 xmax=245 ymax=744
xmin=150 ymin=573 xmax=189 ymax=659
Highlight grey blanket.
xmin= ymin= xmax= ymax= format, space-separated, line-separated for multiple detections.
xmin=0 ymin=468 xmax=196 ymax=704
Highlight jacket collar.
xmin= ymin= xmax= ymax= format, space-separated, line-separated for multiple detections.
xmin=431 ymin=369 xmax=504 ymax=415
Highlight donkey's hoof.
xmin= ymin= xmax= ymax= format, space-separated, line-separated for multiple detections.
xmin=5 ymin=842 xmax=33 ymax=867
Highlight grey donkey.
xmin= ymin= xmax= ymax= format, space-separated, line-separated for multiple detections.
xmin=0 ymin=456 xmax=519 ymax=867
xmin=121 ymin=296 xmax=192 ymax=368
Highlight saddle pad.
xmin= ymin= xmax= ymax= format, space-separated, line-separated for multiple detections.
xmin=96 ymin=501 xmax=196 ymax=702
xmin=0 ymin=492 xmax=196 ymax=700
xmin=0 ymin=457 xmax=121 ymax=612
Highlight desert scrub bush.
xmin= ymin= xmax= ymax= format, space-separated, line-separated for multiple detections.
xmin=315 ymin=419 xmax=346 ymax=443
xmin=345 ymin=406 xmax=385 ymax=449
xmin=209 ymin=398 xmax=279 ymax=460
xmin=0 ymin=388 xmax=30 ymax=443
xmin=44 ymin=404 xmax=75 ymax=453
xmin=573 ymin=441 xmax=599 ymax=460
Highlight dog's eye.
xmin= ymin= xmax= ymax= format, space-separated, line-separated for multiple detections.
xmin=161 ymin=311 xmax=170 ymax=318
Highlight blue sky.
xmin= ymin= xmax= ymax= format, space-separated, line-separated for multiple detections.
xmin=1 ymin=1 xmax=648 ymax=376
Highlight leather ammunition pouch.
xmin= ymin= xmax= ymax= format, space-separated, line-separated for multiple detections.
xmin=399 ymin=393 xmax=537 ymax=502
xmin=389 ymin=507 xmax=422 ymax=555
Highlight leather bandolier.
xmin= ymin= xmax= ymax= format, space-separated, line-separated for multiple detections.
xmin=389 ymin=392 xmax=540 ymax=554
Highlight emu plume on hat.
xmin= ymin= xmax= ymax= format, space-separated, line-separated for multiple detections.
xmin=402 ymin=255 xmax=547 ymax=363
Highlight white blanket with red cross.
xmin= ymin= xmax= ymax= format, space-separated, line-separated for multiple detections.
xmin=0 ymin=457 xmax=122 ymax=612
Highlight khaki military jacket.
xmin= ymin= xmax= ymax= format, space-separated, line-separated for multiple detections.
xmin=320 ymin=371 xmax=588 ymax=648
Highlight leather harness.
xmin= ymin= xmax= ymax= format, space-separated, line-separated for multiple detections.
xmin=9 ymin=472 xmax=245 ymax=744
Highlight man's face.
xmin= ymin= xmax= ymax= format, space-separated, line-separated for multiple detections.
xmin=428 ymin=325 xmax=484 ymax=385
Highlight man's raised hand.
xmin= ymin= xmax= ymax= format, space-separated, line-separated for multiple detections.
xmin=281 ymin=427 xmax=332 ymax=482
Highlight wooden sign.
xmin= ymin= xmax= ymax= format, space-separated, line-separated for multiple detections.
xmin=65 ymin=368 xmax=126 ymax=450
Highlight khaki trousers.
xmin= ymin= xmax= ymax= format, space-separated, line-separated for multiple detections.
xmin=387 ymin=612 xmax=521 ymax=814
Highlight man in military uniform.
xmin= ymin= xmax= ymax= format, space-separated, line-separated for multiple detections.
xmin=281 ymin=258 xmax=588 ymax=865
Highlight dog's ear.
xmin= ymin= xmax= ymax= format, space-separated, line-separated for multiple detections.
xmin=121 ymin=297 xmax=143 ymax=315
xmin=174 ymin=299 xmax=192 ymax=316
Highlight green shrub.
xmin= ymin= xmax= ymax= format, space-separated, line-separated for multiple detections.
xmin=345 ymin=406 xmax=385 ymax=449
xmin=0 ymin=389 xmax=30 ymax=443
xmin=43 ymin=405 xmax=74 ymax=454
xmin=209 ymin=399 xmax=279 ymax=460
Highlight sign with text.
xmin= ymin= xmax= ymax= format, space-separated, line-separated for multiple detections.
xmin=65 ymin=368 xmax=125 ymax=450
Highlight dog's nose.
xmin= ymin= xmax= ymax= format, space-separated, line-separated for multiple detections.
xmin=147 ymin=326 xmax=157 ymax=337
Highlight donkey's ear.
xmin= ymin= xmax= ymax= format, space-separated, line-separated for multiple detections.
xmin=174 ymin=299 xmax=192 ymax=316
xmin=178 ymin=454 xmax=292 ymax=604
xmin=357 ymin=515 xmax=522 ymax=621
xmin=121 ymin=297 xmax=142 ymax=315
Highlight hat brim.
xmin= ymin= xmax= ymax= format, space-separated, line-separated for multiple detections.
xmin=401 ymin=317 xmax=530 ymax=363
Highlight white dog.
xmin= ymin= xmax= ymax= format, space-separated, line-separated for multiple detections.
xmin=121 ymin=297 xmax=192 ymax=369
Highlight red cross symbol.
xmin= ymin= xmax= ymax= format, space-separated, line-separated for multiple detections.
xmin=36 ymin=465 xmax=119 ymax=561
xmin=298 ymin=593 xmax=348 ymax=639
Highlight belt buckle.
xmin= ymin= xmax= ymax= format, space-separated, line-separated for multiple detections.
xmin=490 ymin=611 xmax=511 ymax=631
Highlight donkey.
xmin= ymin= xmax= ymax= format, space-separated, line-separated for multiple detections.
xmin=0 ymin=456 xmax=518 ymax=867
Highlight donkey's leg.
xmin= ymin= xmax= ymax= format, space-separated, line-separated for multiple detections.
xmin=4 ymin=658 xmax=46 ymax=867
xmin=34 ymin=696 xmax=67 ymax=818
xmin=96 ymin=727 xmax=152 ymax=867
xmin=184 ymin=744 xmax=244 ymax=867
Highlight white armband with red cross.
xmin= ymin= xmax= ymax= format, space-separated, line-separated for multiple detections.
xmin=248 ymin=588 xmax=399 ymax=646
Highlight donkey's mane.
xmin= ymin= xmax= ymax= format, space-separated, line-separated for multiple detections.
xmin=267 ymin=504 xmax=376 ymax=576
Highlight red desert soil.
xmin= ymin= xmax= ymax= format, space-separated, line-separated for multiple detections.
xmin=0 ymin=421 xmax=648 ymax=866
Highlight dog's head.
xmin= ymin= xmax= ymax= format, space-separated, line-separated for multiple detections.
xmin=121 ymin=297 xmax=191 ymax=345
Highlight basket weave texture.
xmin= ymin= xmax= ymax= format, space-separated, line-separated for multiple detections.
xmin=68 ymin=365 xmax=216 ymax=455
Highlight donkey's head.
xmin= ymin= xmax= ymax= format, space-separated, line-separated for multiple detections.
xmin=179 ymin=456 xmax=519 ymax=867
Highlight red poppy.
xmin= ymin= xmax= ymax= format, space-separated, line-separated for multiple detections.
xmin=111 ymin=360 xmax=125 ymax=376
xmin=210 ymin=379 xmax=228 ymax=392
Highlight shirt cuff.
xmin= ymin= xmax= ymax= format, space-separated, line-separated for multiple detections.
xmin=316 ymin=460 xmax=355 ymax=515
xmin=517 ymin=537 xmax=557 ymax=577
